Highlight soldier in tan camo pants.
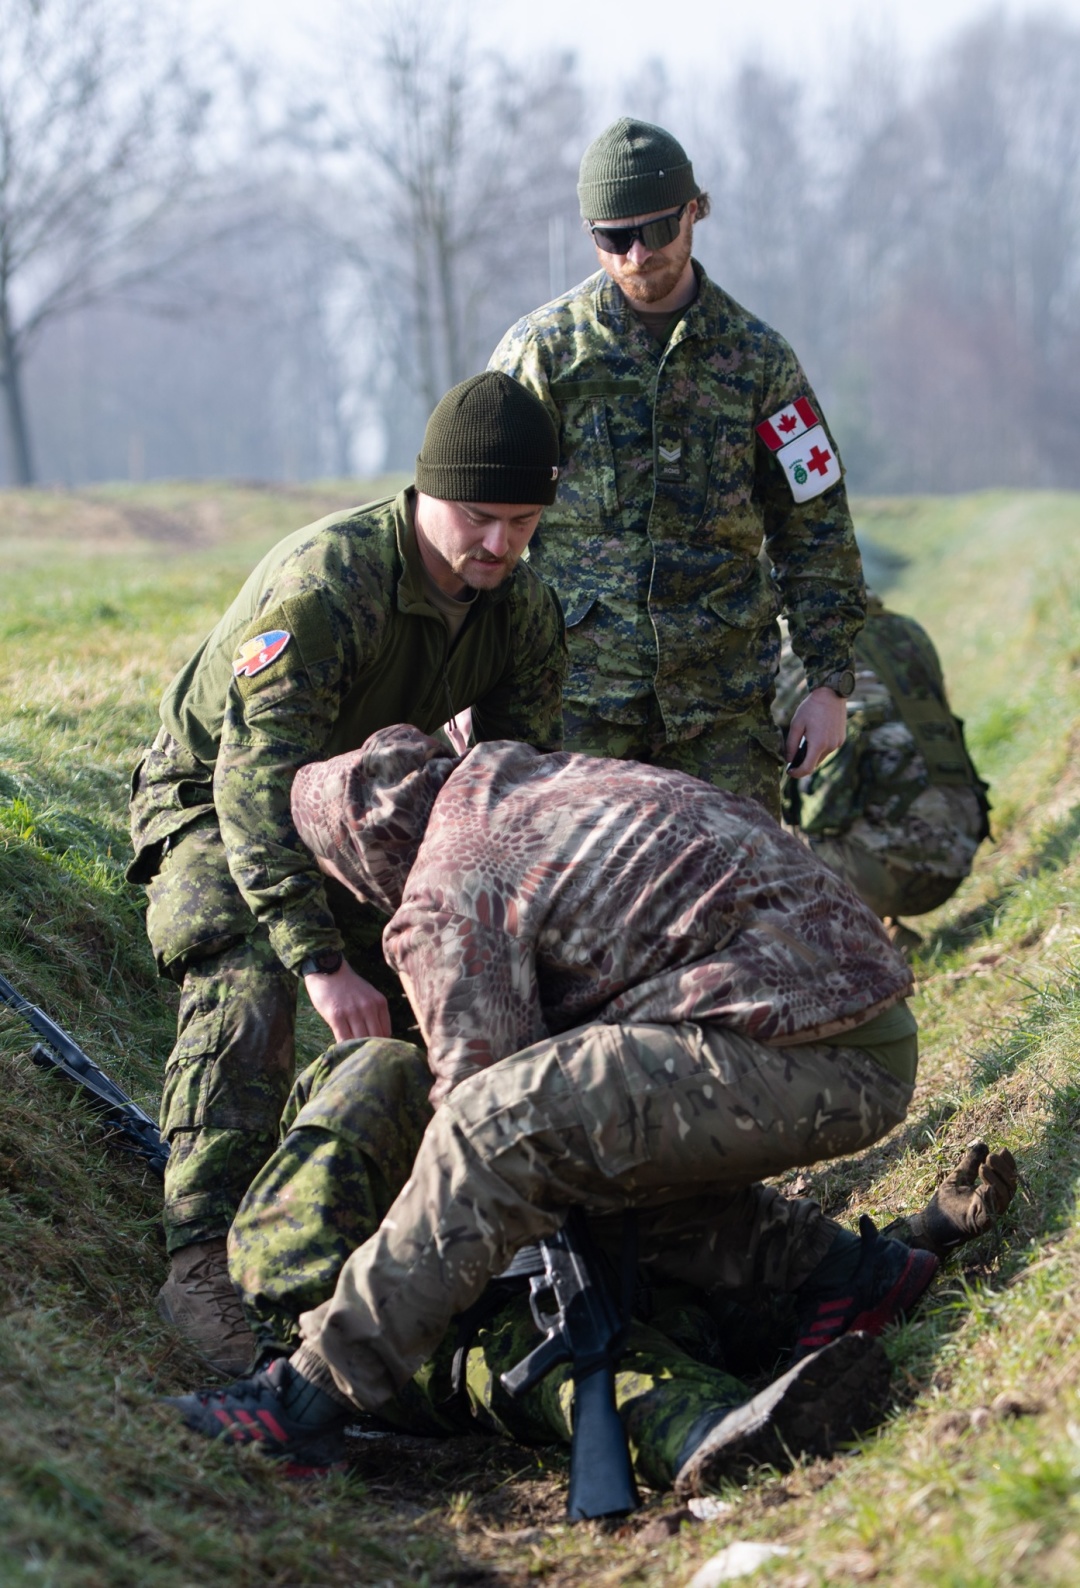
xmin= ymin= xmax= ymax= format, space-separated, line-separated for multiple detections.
xmin=166 ymin=727 xmax=946 ymax=1489
xmin=293 ymin=1015 xmax=912 ymax=1410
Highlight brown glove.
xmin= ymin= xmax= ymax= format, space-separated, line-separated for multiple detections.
xmin=900 ymin=1141 xmax=1018 ymax=1260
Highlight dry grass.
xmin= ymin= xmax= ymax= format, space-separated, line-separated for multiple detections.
xmin=1 ymin=483 xmax=1079 ymax=1585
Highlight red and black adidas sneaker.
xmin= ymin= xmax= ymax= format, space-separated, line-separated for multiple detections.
xmin=792 ymin=1215 xmax=939 ymax=1364
xmin=163 ymin=1356 xmax=348 ymax=1476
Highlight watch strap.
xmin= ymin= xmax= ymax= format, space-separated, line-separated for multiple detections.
xmin=300 ymin=949 xmax=344 ymax=977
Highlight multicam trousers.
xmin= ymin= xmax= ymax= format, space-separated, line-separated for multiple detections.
xmin=562 ymin=696 xmax=786 ymax=821
xmin=292 ymin=1020 xmax=913 ymax=1414
xmin=228 ymin=1038 xmax=814 ymax=1487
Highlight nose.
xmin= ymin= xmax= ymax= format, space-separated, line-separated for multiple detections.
xmin=481 ymin=520 xmax=510 ymax=556
xmin=626 ymin=238 xmax=653 ymax=265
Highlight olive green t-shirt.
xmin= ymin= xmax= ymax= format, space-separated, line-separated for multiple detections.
xmin=828 ymin=999 xmax=918 ymax=1086
xmin=419 ymin=560 xmax=477 ymax=649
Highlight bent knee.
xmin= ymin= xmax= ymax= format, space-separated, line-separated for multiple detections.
xmin=288 ymin=1038 xmax=433 ymax=1145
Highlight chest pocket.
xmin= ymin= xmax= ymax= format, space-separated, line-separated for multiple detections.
xmin=695 ymin=421 xmax=757 ymax=541
xmin=548 ymin=376 xmax=644 ymax=524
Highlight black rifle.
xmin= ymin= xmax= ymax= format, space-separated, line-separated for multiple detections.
xmin=0 ymin=968 xmax=169 ymax=1178
xmin=500 ymin=1208 xmax=640 ymax=1521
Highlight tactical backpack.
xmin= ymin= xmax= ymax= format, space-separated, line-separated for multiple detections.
xmin=786 ymin=609 xmax=991 ymax=840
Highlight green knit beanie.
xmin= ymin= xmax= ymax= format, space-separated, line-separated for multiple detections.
xmin=578 ymin=118 xmax=698 ymax=221
xmin=415 ymin=372 xmax=559 ymax=505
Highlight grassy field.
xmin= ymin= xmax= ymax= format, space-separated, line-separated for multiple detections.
xmin=1 ymin=481 xmax=1078 ymax=1586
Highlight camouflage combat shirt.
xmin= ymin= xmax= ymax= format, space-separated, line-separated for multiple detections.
xmin=378 ymin=740 xmax=911 ymax=1100
xmin=140 ymin=490 xmax=566 ymax=972
xmin=774 ymin=601 xmax=990 ymax=877
xmin=489 ymin=263 xmax=865 ymax=738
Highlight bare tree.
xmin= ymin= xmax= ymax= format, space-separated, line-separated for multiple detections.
xmin=302 ymin=0 xmax=584 ymax=462
xmin=0 ymin=0 xmax=212 ymax=482
xmin=826 ymin=13 xmax=1080 ymax=490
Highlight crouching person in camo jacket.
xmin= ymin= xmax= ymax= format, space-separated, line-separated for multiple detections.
xmin=164 ymin=726 xmax=962 ymax=1486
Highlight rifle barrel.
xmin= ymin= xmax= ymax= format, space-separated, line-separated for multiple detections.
xmin=0 ymin=968 xmax=168 ymax=1177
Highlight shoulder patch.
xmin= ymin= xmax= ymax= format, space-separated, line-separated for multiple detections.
xmin=756 ymin=397 xmax=819 ymax=451
xmin=756 ymin=398 xmax=842 ymax=503
xmin=233 ymin=630 xmax=291 ymax=678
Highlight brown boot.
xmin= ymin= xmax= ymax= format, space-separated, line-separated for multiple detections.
xmin=884 ymin=917 xmax=924 ymax=957
xmin=157 ymin=1237 xmax=257 ymax=1376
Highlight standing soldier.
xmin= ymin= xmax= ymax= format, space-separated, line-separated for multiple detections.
xmin=490 ymin=118 xmax=866 ymax=818
xmin=126 ymin=373 xmax=566 ymax=1372
xmin=774 ymin=592 xmax=991 ymax=950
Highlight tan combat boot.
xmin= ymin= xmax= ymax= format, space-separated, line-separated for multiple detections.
xmin=157 ymin=1237 xmax=256 ymax=1377
xmin=884 ymin=917 xmax=924 ymax=957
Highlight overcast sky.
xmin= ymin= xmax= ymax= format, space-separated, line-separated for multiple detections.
xmin=192 ymin=0 xmax=1080 ymax=94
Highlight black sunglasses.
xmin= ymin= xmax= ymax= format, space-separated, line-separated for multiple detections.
xmin=589 ymin=205 xmax=687 ymax=256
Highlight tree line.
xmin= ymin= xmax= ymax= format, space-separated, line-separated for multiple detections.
xmin=3 ymin=0 xmax=1079 ymax=494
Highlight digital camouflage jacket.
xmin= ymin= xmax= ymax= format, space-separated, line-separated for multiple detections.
xmin=291 ymin=731 xmax=912 ymax=1102
xmin=130 ymin=491 xmax=566 ymax=971
xmin=774 ymin=600 xmax=990 ymax=877
xmin=489 ymin=264 xmax=865 ymax=737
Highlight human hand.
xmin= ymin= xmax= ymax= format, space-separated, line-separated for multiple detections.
xmin=906 ymin=1141 xmax=1019 ymax=1258
xmin=786 ymin=686 xmax=848 ymax=777
xmin=303 ymin=959 xmax=391 ymax=1041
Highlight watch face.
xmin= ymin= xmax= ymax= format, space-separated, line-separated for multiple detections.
xmin=834 ymin=669 xmax=856 ymax=697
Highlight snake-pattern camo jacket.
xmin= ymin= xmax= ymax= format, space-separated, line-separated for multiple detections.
xmin=374 ymin=739 xmax=911 ymax=1101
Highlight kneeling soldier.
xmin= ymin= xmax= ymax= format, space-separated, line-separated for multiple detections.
xmin=128 ymin=376 xmax=566 ymax=1371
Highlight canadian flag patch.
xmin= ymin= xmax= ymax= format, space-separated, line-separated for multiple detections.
xmin=756 ymin=398 xmax=842 ymax=503
xmin=233 ymin=629 xmax=291 ymax=678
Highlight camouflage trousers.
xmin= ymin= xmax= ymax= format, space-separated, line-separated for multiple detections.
xmin=228 ymin=1038 xmax=823 ymax=1488
xmin=139 ymin=814 xmax=405 ymax=1253
xmin=562 ymin=695 xmax=785 ymax=822
xmin=373 ymin=1295 xmax=755 ymax=1491
xmin=296 ymin=1020 xmax=912 ymax=1413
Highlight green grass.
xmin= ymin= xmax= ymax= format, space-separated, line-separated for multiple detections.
xmin=2 ymin=483 xmax=1080 ymax=1585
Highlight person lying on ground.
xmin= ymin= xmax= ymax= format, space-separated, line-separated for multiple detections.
xmin=167 ymin=1035 xmax=1012 ymax=1491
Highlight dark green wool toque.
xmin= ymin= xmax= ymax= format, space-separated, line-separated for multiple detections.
xmin=415 ymin=372 xmax=559 ymax=505
xmin=578 ymin=118 xmax=699 ymax=221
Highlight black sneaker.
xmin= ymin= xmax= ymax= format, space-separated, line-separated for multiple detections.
xmin=163 ymin=1357 xmax=349 ymax=1476
xmin=673 ymin=1332 xmax=891 ymax=1495
xmin=792 ymin=1215 xmax=939 ymax=1363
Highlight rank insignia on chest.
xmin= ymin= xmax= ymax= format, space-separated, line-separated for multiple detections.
xmin=656 ymin=425 xmax=685 ymax=481
xmin=756 ymin=398 xmax=842 ymax=503
xmin=233 ymin=629 xmax=291 ymax=677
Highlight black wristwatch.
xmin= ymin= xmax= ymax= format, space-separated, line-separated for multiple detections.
xmin=820 ymin=666 xmax=856 ymax=698
xmin=299 ymin=949 xmax=344 ymax=977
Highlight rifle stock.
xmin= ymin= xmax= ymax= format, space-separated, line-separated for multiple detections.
xmin=499 ymin=1209 xmax=640 ymax=1520
xmin=0 ymin=969 xmax=168 ymax=1178
xmin=567 ymin=1361 xmax=639 ymax=1522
